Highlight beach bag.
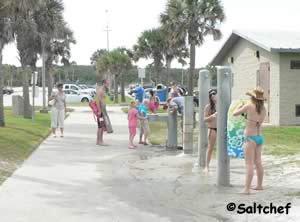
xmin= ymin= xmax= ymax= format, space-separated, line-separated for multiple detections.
xmin=48 ymin=99 xmax=55 ymax=107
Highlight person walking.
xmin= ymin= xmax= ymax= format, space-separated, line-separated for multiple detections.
xmin=49 ymin=83 xmax=66 ymax=138
xmin=203 ymin=89 xmax=217 ymax=174
xmin=233 ymin=87 xmax=266 ymax=194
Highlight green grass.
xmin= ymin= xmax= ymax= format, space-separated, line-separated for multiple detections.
xmin=148 ymin=123 xmax=300 ymax=156
xmin=263 ymin=126 xmax=300 ymax=156
xmin=68 ymin=95 xmax=133 ymax=107
xmin=121 ymin=106 xmax=167 ymax=114
xmin=0 ymin=109 xmax=50 ymax=184
xmin=149 ymin=122 xmax=168 ymax=145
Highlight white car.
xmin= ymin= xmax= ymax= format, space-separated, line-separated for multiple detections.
xmin=63 ymin=84 xmax=95 ymax=97
xmin=64 ymin=89 xmax=92 ymax=103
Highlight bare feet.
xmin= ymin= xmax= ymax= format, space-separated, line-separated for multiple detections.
xmin=128 ymin=145 xmax=136 ymax=149
xmin=133 ymin=144 xmax=137 ymax=147
xmin=98 ymin=142 xmax=109 ymax=146
xmin=239 ymin=189 xmax=250 ymax=195
xmin=252 ymin=186 xmax=263 ymax=191
xmin=203 ymin=167 xmax=209 ymax=175
xmin=138 ymin=141 xmax=143 ymax=144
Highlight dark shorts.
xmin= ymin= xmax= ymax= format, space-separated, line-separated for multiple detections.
xmin=97 ymin=114 xmax=106 ymax=130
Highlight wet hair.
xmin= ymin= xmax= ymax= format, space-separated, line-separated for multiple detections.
xmin=130 ymin=101 xmax=136 ymax=108
xmin=149 ymin=89 xmax=154 ymax=97
xmin=57 ymin=83 xmax=63 ymax=88
xmin=251 ymin=97 xmax=264 ymax=114
xmin=208 ymin=89 xmax=217 ymax=114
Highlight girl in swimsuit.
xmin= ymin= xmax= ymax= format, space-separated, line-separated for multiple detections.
xmin=233 ymin=87 xmax=266 ymax=194
xmin=203 ymin=89 xmax=217 ymax=174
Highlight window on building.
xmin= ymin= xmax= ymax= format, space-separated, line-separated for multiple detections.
xmin=296 ymin=105 xmax=300 ymax=117
xmin=290 ymin=60 xmax=300 ymax=69
xmin=256 ymin=50 xmax=260 ymax=59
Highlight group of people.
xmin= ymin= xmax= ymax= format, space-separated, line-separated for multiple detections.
xmin=203 ymin=86 xmax=266 ymax=194
xmin=49 ymin=79 xmax=266 ymax=194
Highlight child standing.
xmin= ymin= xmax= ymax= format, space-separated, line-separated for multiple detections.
xmin=137 ymin=100 xmax=150 ymax=145
xmin=128 ymin=101 xmax=138 ymax=149
xmin=148 ymin=90 xmax=160 ymax=114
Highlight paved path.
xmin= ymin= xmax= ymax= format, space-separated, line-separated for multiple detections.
xmin=0 ymin=106 xmax=299 ymax=222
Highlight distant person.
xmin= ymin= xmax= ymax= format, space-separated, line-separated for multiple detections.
xmin=169 ymin=81 xmax=179 ymax=98
xmin=128 ymin=101 xmax=138 ymax=149
xmin=166 ymin=96 xmax=184 ymax=114
xmin=148 ymin=89 xmax=159 ymax=114
xmin=95 ymin=79 xmax=112 ymax=146
xmin=233 ymin=87 xmax=266 ymax=194
xmin=165 ymin=96 xmax=185 ymax=130
xmin=49 ymin=83 xmax=66 ymax=138
xmin=132 ymin=85 xmax=145 ymax=103
xmin=203 ymin=89 xmax=217 ymax=174
xmin=137 ymin=99 xmax=150 ymax=145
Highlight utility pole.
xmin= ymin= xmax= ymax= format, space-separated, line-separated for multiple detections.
xmin=104 ymin=10 xmax=111 ymax=52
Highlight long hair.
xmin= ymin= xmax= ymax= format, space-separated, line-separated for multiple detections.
xmin=251 ymin=97 xmax=264 ymax=114
xmin=209 ymin=93 xmax=216 ymax=114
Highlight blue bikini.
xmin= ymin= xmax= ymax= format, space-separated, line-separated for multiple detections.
xmin=245 ymin=135 xmax=264 ymax=145
xmin=245 ymin=118 xmax=264 ymax=145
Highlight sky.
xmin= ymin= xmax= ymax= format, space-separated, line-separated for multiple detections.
xmin=3 ymin=0 xmax=300 ymax=68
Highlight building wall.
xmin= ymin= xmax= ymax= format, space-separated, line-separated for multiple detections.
xmin=279 ymin=53 xmax=300 ymax=125
xmin=220 ymin=38 xmax=280 ymax=125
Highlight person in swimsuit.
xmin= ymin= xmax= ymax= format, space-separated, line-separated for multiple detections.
xmin=203 ymin=89 xmax=217 ymax=174
xmin=233 ymin=87 xmax=266 ymax=194
xmin=95 ymin=79 xmax=110 ymax=146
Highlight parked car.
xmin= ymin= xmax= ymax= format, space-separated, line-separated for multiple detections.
xmin=64 ymin=89 xmax=92 ymax=103
xmin=2 ymin=87 xmax=14 ymax=95
xmin=63 ymin=84 xmax=95 ymax=97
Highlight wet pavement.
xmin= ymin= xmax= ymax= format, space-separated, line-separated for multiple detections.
xmin=0 ymin=106 xmax=299 ymax=222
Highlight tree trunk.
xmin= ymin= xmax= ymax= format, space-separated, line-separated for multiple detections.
xmin=154 ymin=59 xmax=161 ymax=84
xmin=46 ymin=65 xmax=53 ymax=98
xmin=0 ymin=45 xmax=5 ymax=127
xmin=22 ymin=67 xmax=31 ymax=119
xmin=121 ymin=73 xmax=126 ymax=103
xmin=188 ymin=42 xmax=196 ymax=96
xmin=113 ymin=74 xmax=118 ymax=103
xmin=166 ymin=58 xmax=172 ymax=85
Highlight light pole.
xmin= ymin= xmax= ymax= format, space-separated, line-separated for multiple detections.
xmin=104 ymin=10 xmax=111 ymax=52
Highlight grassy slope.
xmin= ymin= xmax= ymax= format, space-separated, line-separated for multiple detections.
xmin=0 ymin=110 xmax=50 ymax=183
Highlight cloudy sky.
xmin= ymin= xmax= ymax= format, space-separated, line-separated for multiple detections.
xmin=3 ymin=0 xmax=300 ymax=68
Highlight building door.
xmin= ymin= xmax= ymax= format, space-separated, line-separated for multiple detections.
xmin=257 ymin=62 xmax=270 ymax=122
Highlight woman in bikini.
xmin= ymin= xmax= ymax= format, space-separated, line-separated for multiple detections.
xmin=233 ymin=87 xmax=266 ymax=194
xmin=203 ymin=89 xmax=217 ymax=174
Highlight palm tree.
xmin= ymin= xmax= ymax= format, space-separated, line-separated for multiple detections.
xmin=160 ymin=18 xmax=189 ymax=84
xmin=162 ymin=0 xmax=225 ymax=94
xmin=133 ymin=28 xmax=164 ymax=84
xmin=90 ymin=49 xmax=107 ymax=65
xmin=0 ymin=0 xmax=15 ymax=126
xmin=96 ymin=48 xmax=132 ymax=103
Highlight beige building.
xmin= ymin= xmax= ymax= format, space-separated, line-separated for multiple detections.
xmin=211 ymin=30 xmax=300 ymax=126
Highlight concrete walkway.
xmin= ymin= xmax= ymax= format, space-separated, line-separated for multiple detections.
xmin=0 ymin=106 xmax=299 ymax=222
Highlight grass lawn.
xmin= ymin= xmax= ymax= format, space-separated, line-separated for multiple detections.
xmin=0 ymin=109 xmax=50 ymax=184
xmin=263 ymin=126 xmax=300 ymax=156
xmin=121 ymin=106 xmax=167 ymax=114
xmin=148 ymin=122 xmax=300 ymax=156
xmin=68 ymin=95 xmax=133 ymax=107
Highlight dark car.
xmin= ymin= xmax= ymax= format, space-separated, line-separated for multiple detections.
xmin=3 ymin=87 xmax=14 ymax=95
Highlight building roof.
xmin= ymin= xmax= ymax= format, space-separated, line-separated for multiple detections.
xmin=210 ymin=29 xmax=300 ymax=65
